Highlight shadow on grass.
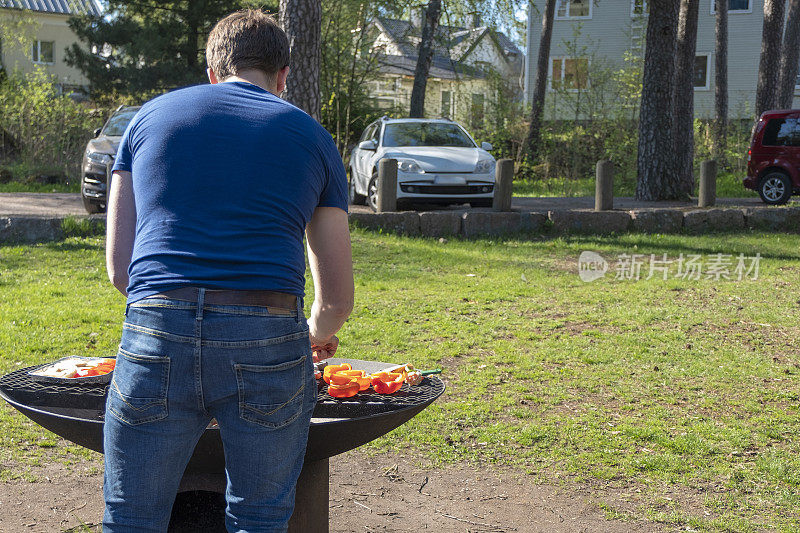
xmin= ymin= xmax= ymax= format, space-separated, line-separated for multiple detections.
xmin=569 ymin=231 xmax=800 ymax=262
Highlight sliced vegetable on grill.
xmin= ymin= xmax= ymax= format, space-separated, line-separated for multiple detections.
xmin=405 ymin=371 xmax=423 ymax=386
xmin=327 ymin=379 xmax=360 ymax=398
xmin=335 ymin=369 xmax=371 ymax=391
xmin=370 ymin=371 xmax=405 ymax=394
xmin=323 ymin=363 xmax=352 ymax=384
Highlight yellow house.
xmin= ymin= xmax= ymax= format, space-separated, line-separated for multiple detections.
xmin=0 ymin=0 xmax=102 ymax=93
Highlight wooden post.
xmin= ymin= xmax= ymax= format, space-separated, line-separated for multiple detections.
xmin=594 ymin=160 xmax=614 ymax=211
xmin=698 ymin=160 xmax=717 ymax=207
xmin=377 ymin=159 xmax=397 ymax=213
xmin=492 ymin=159 xmax=514 ymax=211
xmin=288 ymin=458 xmax=329 ymax=533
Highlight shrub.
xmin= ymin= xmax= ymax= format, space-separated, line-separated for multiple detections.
xmin=0 ymin=70 xmax=103 ymax=186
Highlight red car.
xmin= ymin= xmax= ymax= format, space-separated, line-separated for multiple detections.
xmin=744 ymin=110 xmax=800 ymax=205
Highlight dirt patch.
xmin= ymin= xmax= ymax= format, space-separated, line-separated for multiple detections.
xmin=0 ymin=449 xmax=672 ymax=533
xmin=0 ymin=457 xmax=105 ymax=532
xmin=329 ymin=451 xmax=666 ymax=532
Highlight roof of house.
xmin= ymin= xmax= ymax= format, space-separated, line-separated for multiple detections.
xmin=375 ymin=16 xmax=523 ymax=62
xmin=0 ymin=0 xmax=102 ymax=17
xmin=376 ymin=53 xmax=481 ymax=81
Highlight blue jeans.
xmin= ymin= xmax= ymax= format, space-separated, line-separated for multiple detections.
xmin=102 ymin=289 xmax=315 ymax=533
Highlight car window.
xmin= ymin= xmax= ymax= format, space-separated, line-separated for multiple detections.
xmin=360 ymin=124 xmax=376 ymax=143
xmin=762 ymin=118 xmax=800 ymax=147
xmin=382 ymin=123 xmax=476 ymax=148
xmin=102 ymin=109 xmax=140 ymax=137
xmin=370 ymin=125 xmax=381 ymax=143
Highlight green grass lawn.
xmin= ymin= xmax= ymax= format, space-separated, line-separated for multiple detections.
xmin=513 ymin=171 xmax=756 ymax=198
xmin=0 ymin=182 xmax=80 ymax=193
xmin=1 ymin=230 xmax=799 ymax=531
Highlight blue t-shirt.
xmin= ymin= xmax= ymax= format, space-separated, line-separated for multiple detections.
xmin=112 ymin=81 xmax=348 ymax=304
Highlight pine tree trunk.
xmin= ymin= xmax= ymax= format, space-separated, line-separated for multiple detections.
xmin=279 ymin=0 xmax=322 ymax=120
xmin=409 ymin=0 xmax=442 ymax=118
xmin=714 ymin=0 xmax=728 ymax=160
xmin=755 ymin=0 xmax=786 ymax=116
xmin=636 ymin=0 xmax=681 ymax=201
xmin=674 ymin=0 xmax=700 ymax=198
xmin=778 ymin=0 xmax=800 ymax=108
xmin=521 ymin=0 xmax=557 ymax=164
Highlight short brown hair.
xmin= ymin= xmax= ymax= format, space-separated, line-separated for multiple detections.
xmin=206 ymin=10 xmax=290 ymax=85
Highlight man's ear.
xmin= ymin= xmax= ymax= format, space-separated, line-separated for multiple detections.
xmin=207 ymin=68 xmax=219 ymax=85
xmin=276 ymin=66 xmax=289 ymax=94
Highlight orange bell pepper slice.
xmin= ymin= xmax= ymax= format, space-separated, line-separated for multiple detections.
xmin=335 ymin=369 xmax=371 ymax=391
xmin=323 ymin=363 xmax=351 ymax=384
xmin=329 ymin=372 xmax=354 ymax=386
xmin=328 ymin=381 xmax=360 ymax=398
xmin=370 ymin=371 xmax=405 ymax=394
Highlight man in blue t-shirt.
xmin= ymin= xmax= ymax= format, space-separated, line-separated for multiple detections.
xmin=104 ymin=10 xmax=354 ymax=532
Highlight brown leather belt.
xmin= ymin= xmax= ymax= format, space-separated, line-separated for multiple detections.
xmin=149 ymin=287 xmax=297 ymax=309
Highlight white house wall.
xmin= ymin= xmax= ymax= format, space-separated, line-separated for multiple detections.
xmin=525 ymin=0 xmax=791 ymax=120
xmin=462 ymin=34 xmax=512 ymax=76
xmin=372 ymin=31 xmax=404 ymax=56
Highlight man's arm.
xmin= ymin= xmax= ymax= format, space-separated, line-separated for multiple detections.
xmin=306 ymin=206 xmax=354 ymax=359
xmin=106 ymin=170 xmax=136 ymax=296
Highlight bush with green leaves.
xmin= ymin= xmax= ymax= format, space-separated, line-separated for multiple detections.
xmin=0 ymin=70 xmax=103 ymax=186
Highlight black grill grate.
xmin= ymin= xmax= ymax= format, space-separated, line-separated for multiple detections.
xmin=1 ymin=366 xmax=445 ymax=419
xmin=0 ymin=366 xmax=109 ymax=411
xmin=314 ymin=377 xmax=445 ymax=418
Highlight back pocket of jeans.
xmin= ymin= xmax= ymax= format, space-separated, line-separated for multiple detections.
xmin=234 ymin=355 xmax=306 ymax=429
xmin=107 ymin=348 xmax=170 ymax=426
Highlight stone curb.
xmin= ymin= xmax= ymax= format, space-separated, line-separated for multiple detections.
xmin=0 ymin=215 xmax=106 ymax=244
xmin=419 ymin=211 xmax=461 ymax=237
xmin=630 ymin=210 xmax=684 ymax=233
xmin=742 ymin=206 xmax=800 ymax=231
xmin=4 ymin=205 xmax=800 ymax=244
xmin=548 ymin=210 xmax=632 ymax=234
xmin=683 ymin=208 xmax=745 ymax=233
xmin=1 ymin=216 xmax=66 ymax=243
xmin=348 ymin=212 xmax=421 ymax=236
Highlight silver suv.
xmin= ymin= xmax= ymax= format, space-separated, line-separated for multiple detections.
xmin=349 ymin=117 xmax=495 ymax=210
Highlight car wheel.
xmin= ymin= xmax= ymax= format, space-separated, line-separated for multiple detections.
xmin=82 ymin=194 xmax=105 ymax=214
xmin=367 ymin=172 xmax=379 ymax=212
xmin=348 ymin=169 xmax=366 ymax=205
xmin=469 ymin=199 xmax=493 ymax=208
xmin=758 ymin=171 xmax=792 ymax=205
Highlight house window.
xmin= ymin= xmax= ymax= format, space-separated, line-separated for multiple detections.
xmin=711 ymin=0 xmax=752 ymax=14
xmin=31 ymin=40 xmax=54 ymax=64
xmin=372 ymin=78 xmax=397 ymax=94
xmin=631 ymin=0 xmax=648 ymax=16
xmin=555 ymin=0 xmax=592 ymax=20
xmin=471 ymin=93 xmax=484 ymax=128
xmin=441 ymin=90 xmax=451 ymax=118
xmin=693 ymin=54 xmax=710 ymax=90
xmin=550 ymin=57 xmax=589 ymax=90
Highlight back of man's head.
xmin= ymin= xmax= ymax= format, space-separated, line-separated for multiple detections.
xmin=206 ymin=10 xmax=289 ymax=87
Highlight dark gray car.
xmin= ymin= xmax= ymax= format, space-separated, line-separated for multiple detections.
xmin=81 ymin=106 xmax=140 ymax=213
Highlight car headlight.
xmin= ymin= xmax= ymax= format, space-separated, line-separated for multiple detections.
xmin=87 ymin=152 xmax=112 ymax=165
xmin=474 ymin=159 xmax=494 ymax=174
xmin=397 ymin=159 xmax=423 ymax=173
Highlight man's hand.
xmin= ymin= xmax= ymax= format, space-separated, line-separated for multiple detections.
xmin=310 ymin=334 xmax=339 ymax=363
